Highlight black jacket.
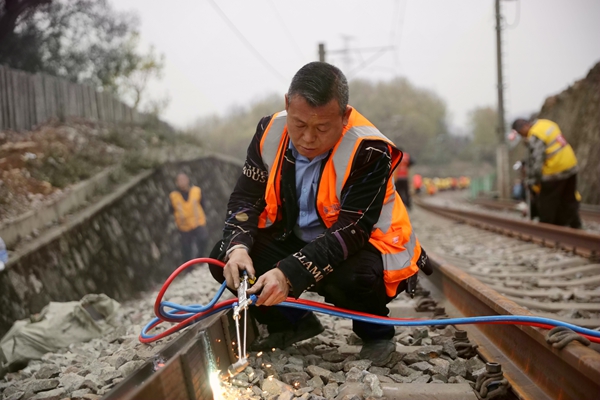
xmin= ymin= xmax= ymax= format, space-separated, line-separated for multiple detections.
xmin=216 ymin=114 xmax=398 ymax=296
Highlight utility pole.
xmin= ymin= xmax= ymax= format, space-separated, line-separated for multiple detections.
xmin=495 ymin=0 xmax=510 ymax=199
xmin=318 ymin=43 xmax=326 ymax=62
xmin=495 ymin=0 xmax=506 ymax=141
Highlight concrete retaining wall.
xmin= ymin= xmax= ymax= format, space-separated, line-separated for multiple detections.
xmin=0 ymin=154 xmax=242 ymax=337
xmin=0 ymin=167 xmax=117 ymax=249
xmin=0 ymin=145 xmax=209 ymax=250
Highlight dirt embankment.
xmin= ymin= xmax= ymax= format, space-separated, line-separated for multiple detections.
xmin=0 ymin=118 xmax=202 ymax=222
xmin=538 ymin=61 xmax=600 ymax=205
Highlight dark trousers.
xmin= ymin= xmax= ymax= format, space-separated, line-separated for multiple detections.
xmin=180 ymin=226 xmax=208 ymax=262
xmin=209 ymin=229 xmax=396 ymax=341
xmin=538 ymin=174 xmax=582 ymax=229
xmin=395 ymin=178 xmax=411 ymax=209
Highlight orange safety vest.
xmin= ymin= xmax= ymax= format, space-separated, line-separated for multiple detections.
xmin=169 ymin=186 xmax=206 ymax=232
xmin=258 ymin=109 xmax=420 ymax=296
xmin=394 ymin=152 xmax=411 ymax=179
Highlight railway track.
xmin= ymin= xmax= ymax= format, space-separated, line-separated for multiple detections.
xmin=469 ymin=197 xmax=600 ymax=224
xmin=5 ymin=197 xmax=599 ymax=400
xmin=416 ymin=197 xmax=600 ymax=258
xmin=95 ymin=201 xmax=600 ymax=400
xmin=412 ymin=200 xmax=600 ymax=327
xmin=97 ymin=253 xmax=600 ymax=399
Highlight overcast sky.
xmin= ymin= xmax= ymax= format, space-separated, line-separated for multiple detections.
xmin=112 ymin=0 xmax=600 ymax=134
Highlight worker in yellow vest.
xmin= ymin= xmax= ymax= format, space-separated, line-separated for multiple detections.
xmin=169 ymin=173 xmax=208 ymax=262
xmin=512 ymin=119 xmax=581 ymax=228
xmin=208 ymin=62 xmax=432 ymax=365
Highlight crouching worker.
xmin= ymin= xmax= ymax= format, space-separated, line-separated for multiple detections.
xmin=209 ymin=62 xmax=432 ymax=366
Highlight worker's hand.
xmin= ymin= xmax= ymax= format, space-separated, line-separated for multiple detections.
xmin=529 ymin=184 xmax=541 ymax=194
xmin=247 ymin=268 xmax=289 ymax=306
xmin=223 ymin=248 xmax=255 ymax=290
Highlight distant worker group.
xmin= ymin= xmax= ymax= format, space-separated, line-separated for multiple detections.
xmin=512 ymin=118 xmax=581 ymax=229
xmin=410 ymin=175 xmax=470 ymax=198
xmin=392 ymin=149 xmax=470 ymax=207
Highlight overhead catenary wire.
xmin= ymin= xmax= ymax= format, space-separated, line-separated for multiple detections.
xmin=264 ymin=0 xmax=306 ymax=62
xmin=348 ymin=46 xmax=393 ymax=78
xmin=207 ymin=0 xmax=286 ymax=82
xmin=390 ymin=0 xmax=401 ymax=44
xmin=345 ymin=0 xmax=406 ymax=78
xmin=389 ymin=0 xmax=400 ymax=70
xmin=391 ymin=0 xmax=407 ymax=73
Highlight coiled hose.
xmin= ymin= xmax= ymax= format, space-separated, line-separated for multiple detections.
xmin=139 ymin=258 xmax=600 ymax=344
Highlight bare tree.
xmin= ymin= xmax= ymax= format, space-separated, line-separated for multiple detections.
xmin=0 ymin=0 xmax=51 ymax=43
xmin=0 ymin=0 xmax=167 ymax=113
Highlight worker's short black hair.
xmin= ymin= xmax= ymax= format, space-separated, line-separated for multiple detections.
xmin=512 ymin=118 xmax=530 ymax=131
xmin=288 ymin=62 xmax=349 ymax=115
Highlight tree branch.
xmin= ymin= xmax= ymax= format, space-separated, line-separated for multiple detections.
xmin=0 ymin=0 xmax=51 ymax=44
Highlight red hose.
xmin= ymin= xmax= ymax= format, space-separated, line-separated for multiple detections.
xmin=153 ymin=258 xmax=224 ymax=322
xmin=140 ymin=257 xmax=600 ymax=344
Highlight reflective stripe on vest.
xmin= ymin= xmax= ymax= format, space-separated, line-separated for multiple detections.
xmin=258 ymin=108 xmax=420 ymax=296
xmin=260 ymin=111 xmax=288 ymax=171
xmin=331 ymin=124 xmax=392 ymax=197
xmin=529 ymin=119 xmax=578 ymax=177
xmin=383 ymin=230 xmax=417 ymax=270
xmin=259 ymin=111 xmax=288 ymax=228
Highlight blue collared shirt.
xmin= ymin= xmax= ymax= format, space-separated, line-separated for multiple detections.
xmin=290 ymin=143 xmax=328 ymax=242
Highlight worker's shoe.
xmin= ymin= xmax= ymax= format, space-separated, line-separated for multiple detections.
xmin=359 ymin=339 xmax=396 ymax=366
xmin=250 ymin=313 xmax=324 ymax=351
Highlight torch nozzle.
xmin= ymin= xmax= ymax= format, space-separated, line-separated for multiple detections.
xmin=227 ymin=359 xmax=249 ymax=377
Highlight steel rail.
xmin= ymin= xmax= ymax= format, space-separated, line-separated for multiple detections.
xmin=100 ymin=273 xmax=600 ymax=400
xmin=470 ymin=197 xmax=600 ymax=223
xmin=428 ymin=254 xmax=600 ymax=400
xmin=425 ymin=252 xmax=600 ymax=400
xmin=100 ymin=253 xmax=600 ymax=399
xmin=417 ymin=199 xmax=600 ymax=258
xmin=102 ymin=311 xmax=253 ymax=400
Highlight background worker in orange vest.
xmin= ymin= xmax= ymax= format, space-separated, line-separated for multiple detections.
xmin=413 ymin=173 xmax=423 ymax=195
xmin=169 ymin=173 xmax=208 ymax=263
xmin=394 ymin=148 xmax=415 ymax=209
xmin=208 ymin=62 xmax=432 ymax=365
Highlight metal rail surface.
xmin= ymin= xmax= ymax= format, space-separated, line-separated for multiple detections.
xmin=102 ymin=311 xmax=255 ymax=400
xmin=417 ymin=199 xmax=600 ymax=258
xmin=426 ymin=252 xmax=600 ymax=400
xmin=100 ymin=260 xmax=600 ymax=400
xmin=470 ymin=197 xmax=600 ymax=223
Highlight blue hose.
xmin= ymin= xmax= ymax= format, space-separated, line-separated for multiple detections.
xmin=141 ymin=281 xmax=600 ymax=342
xmin=156 ymin=281 xmax=228 ymax=320
xmin=140 ymin=299 xmax=234 ymax=340
xmin=279 ymin=301 xmax=600 ymax=339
